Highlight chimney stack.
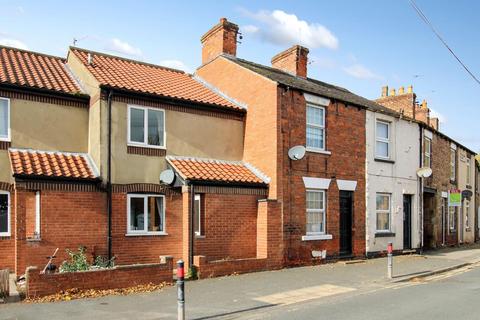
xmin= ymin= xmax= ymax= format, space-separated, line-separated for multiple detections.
xmin=271 ymin=45 xmax=309 ymax=77
xmin=201 ymin=18 xmax=239 ymax=65
xmin=381 ymin=86 xmax=388 ymax=97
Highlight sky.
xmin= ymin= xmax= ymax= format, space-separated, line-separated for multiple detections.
xmin=1 ymin=0 xmax=478 ymax=151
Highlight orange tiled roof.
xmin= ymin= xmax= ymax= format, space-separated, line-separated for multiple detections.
xmin=166 ymin=156 xmax=268 ymax=185
xmin=9 ymin=148 xmax=98 ymax=180
xmin=70 ymin=47 xmax=241 ymax=110
xmin=0 ymin=46 xmax=83 ymax=95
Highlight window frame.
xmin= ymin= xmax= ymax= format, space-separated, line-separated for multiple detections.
xmin=194 ymin=194 xmax=203 ymax=236
xmin=0 ymin=191 xmax=11 ymax=237
xmin=0 ymin=97 xmax=11 ymax=142
xmin=305 ymin=189 xmax=326 ymax=235
xmin=465 ymin=199 xmax=470 ymax=229
xmin=424 ymin=136 xmax=432 ymax=168
xmin=466 ymin=157 xmax=471 ymax=185
xmin=306 ymin=103 xmax=326 ymax=152
xmin=127 ymin=104 xmax=166 ymax=149
xmin=375 ymin=193 xmax=391 ymax=232
xmin=375 ymin=120 xmax=391 ymax=160
xmin=448 ymin=206 xmax=456 ymax=231
xmin=450 ymin=148 xmax=456 ymax=181
xmin=35 ymin=191 xmax=41 ymax=237
xmin=126 ymin=194 xmax=166 ymax=235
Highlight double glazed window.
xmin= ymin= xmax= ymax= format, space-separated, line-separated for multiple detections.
xmin=193 ymin=194 xmax=203 ymax=236
xmin=0 ymin=191 xmax=10 ymax=236
xmin=466 ymin=157 xmax=471 ymax=185
xmin=306 ymin=190 xmax=326 ymax=234
xmin=0 ymin=98 xmax=10 ymax=141
xmin=376 ymin=193 xmax=391 ymax=232
xmin=424 ymin=137 xmax=432 ymax=168
xmin=450 ymin=148 xmax=456 ymax=181
xmin=375 ymin=120 xmax=390 ymax=159
xmin=128 ymin=105 xmax=165 ymax=148
xmin=306 ymin=104 xmax=325 ymax=151
xmin=127 ymin=194 xmax=165 ymax=234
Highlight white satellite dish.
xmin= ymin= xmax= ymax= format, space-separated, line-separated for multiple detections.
xmin=288 ymin=145 xmax=306 ymax=161
xmin=160 ymin=169 xmax=175 ymax=185
xmin=416 ymin=167 xmax=432 ymax=178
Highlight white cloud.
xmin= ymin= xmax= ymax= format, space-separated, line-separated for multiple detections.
xmin=241 ymin=9 xmax=338 ymax=49
xmin=106 ymin=38 xmax=142 ymax=57
xmin=343 ymin=64 xmax=382 ymax=80
xmin=429 ymin=108 xmax=446 ymax=124
xmin=158 ymin=59 xmax=191 ymax=73
xmin=0 ymin=38 xmax=28 ymax=50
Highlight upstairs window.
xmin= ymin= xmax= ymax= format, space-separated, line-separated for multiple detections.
xmin=306 ymin=104 xmax=325 ymax=151
xmin=306 ymin=190 xmax=326 ymax=234
xmin=0 ymin=98 xmax=10 ymax=141
xmin=127 ymin=194 xmax=165 ymax=234
xmin=450 ymin=148 xmax=456 ymax=181
xmin=424 ymin=137 xmax=432 ymax=168
xmin=375 ymin=120 xmax=390 ymax=159
xmin=128 ymin=105 xmax=165 ymax=148
xmin=0 ymin=191 xmax=10 ymax=236
xmin=466 ymin=157 xmax=471 ymax=185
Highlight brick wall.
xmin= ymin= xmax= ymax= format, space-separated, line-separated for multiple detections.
xmin=376 ymin=93 xmax=415 ymax=118
xmin=194 ymin=255 xmax=274 ymax=279
xmin=280 ymin=89 xmax=366 ymax=264
xmin=15 ymin=189 xmax=107 ymax=275
xmin=26 ymin=256 xmax=173 ymax=298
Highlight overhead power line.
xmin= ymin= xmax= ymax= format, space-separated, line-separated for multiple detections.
xmin=409 ymin=0 xmax=480 ymax=86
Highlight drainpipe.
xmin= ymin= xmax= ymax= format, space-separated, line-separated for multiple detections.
xmin=107 ymin=90 xmax=113 ymax=262
xmin=419 ymin=125 xmax=424 ymax=250
xmin=189 ymin=183 xmax=195 ymax=270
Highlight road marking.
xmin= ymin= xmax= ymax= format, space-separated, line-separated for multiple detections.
xmin=254 ymin=284 xmax=356 ymax=306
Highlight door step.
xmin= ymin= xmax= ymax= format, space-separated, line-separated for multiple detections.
xmin=402 ymin=249 xmax=417 ymax=254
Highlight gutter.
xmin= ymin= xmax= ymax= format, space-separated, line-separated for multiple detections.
xmin=0 ymin=83 xmax=90 ymax=103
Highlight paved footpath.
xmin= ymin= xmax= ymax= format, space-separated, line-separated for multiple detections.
xmin=1 ymin=245 xmax=479 ymax=320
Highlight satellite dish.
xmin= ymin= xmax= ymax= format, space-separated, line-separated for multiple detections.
xmin=160 ymin=169 xmax=175 ymax=185
xmin=288 ymin=145 xmax=306 ymax=161
xmin=416 ymin=167 xmax=432 ymax=178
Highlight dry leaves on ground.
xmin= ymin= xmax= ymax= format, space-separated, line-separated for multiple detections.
xmin=25 ymin=282 xmax=171 ymax=303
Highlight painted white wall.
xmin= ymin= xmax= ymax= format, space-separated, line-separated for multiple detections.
xmin=457 ymin=149 xmax=475 ymax=244
xmin=366 ymin=111 xmax=421 ymax=253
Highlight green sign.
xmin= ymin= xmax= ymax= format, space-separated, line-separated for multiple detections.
xmin=448 ymin=189 xmax=461 ymax=207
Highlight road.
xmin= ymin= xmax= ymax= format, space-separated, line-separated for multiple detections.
xmin=240 ymin=263 xmax=480 ymax=320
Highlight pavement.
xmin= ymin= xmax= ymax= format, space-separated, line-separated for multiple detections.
xmin=1 ymin=244 xmax=479 ymax=320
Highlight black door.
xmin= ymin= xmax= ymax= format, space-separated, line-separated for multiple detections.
xmin=339 ymin=191 xmax=353 ymax=256
xmin=403 ymin=195 xmax=412 ymax=250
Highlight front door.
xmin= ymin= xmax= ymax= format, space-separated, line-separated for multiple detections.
xmin=403 ymin=195 xmax=412 ymax=250
xmin=339 ymin=191 xmax=353 ymax=256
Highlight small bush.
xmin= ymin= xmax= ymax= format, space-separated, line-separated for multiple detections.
xmin=59 ymin=247 xmax=90 ymax=273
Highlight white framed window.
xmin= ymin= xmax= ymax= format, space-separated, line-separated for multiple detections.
xmin=424 ymin=136 xmax=432 ymax=168
xmin=35 ymin=191 xmax=41 ymax=237
xmin=306 ymin=190 xmax=326 ymax=234
xmin=375 ymin=120 xmax=390 ymax=159
xmin=193 ymin=194 xmax=202 ymax=236
xmin=450 ymin=148 xmax=456 ymax=181
xmin=449 ymin=206 xmax=456 ymax=231
xmin=466 ymin=157 xmax=471 ymax=185
xmin=0 ymin=97 xmax=10 ymax=141
xmin=376 ymin=193 xmax=391 ymax=232
xmin=127 ymin=194 xmax=165 ymax=235
xmin=465 ymin=200 xmax=470 ymax=229
xmin=128 ymin=105 xmax=165 ymax=148
xmin=306 ymin=104 xmax=325 ymax=151
xmin=0 ymin=191 xmax=10 ymax=236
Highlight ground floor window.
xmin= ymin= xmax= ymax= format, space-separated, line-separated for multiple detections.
xmin=306 ymin=190 xmax=326 ymax=234
xmin=449 ymin=206 xmax=456 ymax=231
xmin=376 ymin=193 xmax=391 ymax=232
xmin=127 ymin=194 xmax=165 ymax=234
xmin=0 ymin=191 xmax=10 ymax=236
xmin=465 ymin=200 xmax=470 ymax=229
xmin=193 ymin=194 xmax=203 ymax=236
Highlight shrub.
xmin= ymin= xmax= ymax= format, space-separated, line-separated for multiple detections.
xmin=59 ymin=247 xmax=90 ymax=273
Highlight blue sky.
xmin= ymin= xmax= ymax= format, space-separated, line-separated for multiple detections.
xmin=1 ymin=0 xmax=478 ymax=151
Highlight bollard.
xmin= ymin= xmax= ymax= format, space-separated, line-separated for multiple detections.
xmin=387 ymin=242 xmax=393 ymax=279
xmin=177 ymin=260 xmax=185 ymax=320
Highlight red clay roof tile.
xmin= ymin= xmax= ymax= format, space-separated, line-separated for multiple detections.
xmin=8 ymin=149 xmax=98 ymax=180
xmin=166 ymin=156 xmax=268 ymax=185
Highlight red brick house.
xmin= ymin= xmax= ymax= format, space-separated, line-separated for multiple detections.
xmin=197 ymin=18 xmax=393 ymax=264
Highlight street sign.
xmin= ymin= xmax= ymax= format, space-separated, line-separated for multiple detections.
xmin=448 ymin=189 xmax=461 ymax=207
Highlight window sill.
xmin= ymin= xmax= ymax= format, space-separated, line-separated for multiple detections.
xmin=374 ymin=158 xmax=395 ymax=164
xmin=27 ymin=237 xmax=42 ymax=242
xmin=302 ymin=234 xmax=333 ymax=241
xmin=0 ymin=233 xmax=11 ymax=238
xmin=375 ymin=232 xmax=395 ymax=238
xmin=306 ymin=148 xmax=331 ymax=155
xmin=125 ymin=232 xmax=168 ymax=237
xmin=195 ymin=235 xmax=205 ymax=239
xmin=127 ymin=143 xmax=166 ymax=150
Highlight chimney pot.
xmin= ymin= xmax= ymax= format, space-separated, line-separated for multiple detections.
xmin=408 ymin=85 xmax=413 ymax=93
xmin=422 ymin=99 xmax=427 ymax=108
xmin=271 ymin=45 xmax=309 ymax=77
xmin=398 ymin=86 xmax=405 ymax=95
xmin=201 ymin=18 xmax=239 ymax=64
xmin=381 ymin=86 xmax=388 ymax=97
xmin=389 ymin=88 xmax=396 ymax=96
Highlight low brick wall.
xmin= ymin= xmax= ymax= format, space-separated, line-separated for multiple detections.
xmin=26 ymin=256 xmax=173 ymax=298
xmin=194 ymin=255 xmax=280 ymax=279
